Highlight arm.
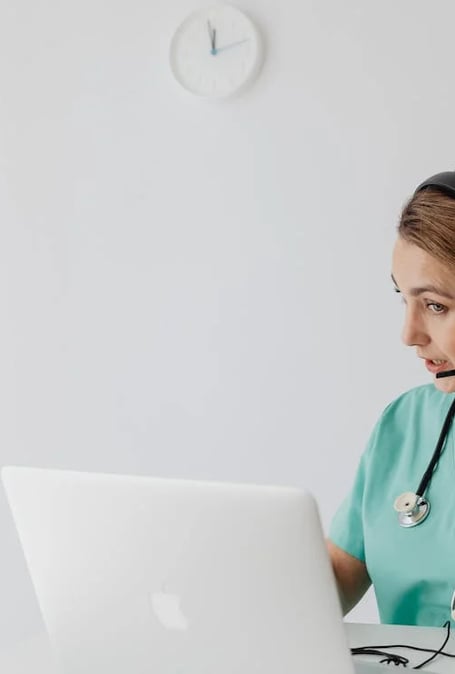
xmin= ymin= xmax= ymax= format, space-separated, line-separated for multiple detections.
xmin=327 ymin=539 xmax=371 ymax=615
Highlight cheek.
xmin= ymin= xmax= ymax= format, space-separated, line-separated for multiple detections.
xmin=439 ymin=327 xmax=455 ymax=361
xmin=432 ymin=316 xmax=455 ymax=360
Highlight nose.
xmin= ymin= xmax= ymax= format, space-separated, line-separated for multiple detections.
xmin=401 ymin=305 xmax=430 ymax=347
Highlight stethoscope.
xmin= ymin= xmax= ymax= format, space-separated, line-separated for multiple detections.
xmin=393 ymin=371 xmax=455 ymax=529
xmin=392 ymin=377 xmax=455 ymax=620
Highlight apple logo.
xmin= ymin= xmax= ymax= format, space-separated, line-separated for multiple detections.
xmin=149 ymin=590 xmax=189 ymax=631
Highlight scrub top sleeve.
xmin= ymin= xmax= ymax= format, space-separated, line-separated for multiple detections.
xmin=328 ymin=411 xmax=385 ymax=563
xmin=328 ymin=454 xmax=367 ymax=562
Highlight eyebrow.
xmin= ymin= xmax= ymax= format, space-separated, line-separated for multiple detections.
xmin=391 ymin=274 xmax=455 ymax=300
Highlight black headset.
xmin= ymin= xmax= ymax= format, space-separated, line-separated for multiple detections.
xmin=415 ymin=171 xmax=455 ymax=198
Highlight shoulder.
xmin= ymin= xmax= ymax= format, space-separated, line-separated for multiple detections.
xmin=364 ymin=383 xmax=452 ymax=464
xmin=382 ymin=383 xmax=447 ymax=420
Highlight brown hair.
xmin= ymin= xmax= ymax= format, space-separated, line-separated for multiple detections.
xmin=398 ymin=188 xmax=455 ymax=268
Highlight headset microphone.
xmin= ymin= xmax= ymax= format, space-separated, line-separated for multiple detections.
xmin=436 ymin=370 xmax=455 ymax=379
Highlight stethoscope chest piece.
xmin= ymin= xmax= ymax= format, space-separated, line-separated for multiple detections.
xmin=394 ymin=491 xmax=430 ymax=528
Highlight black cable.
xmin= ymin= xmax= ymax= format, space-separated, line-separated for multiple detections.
xmin=351 ymin=621 xmax=452 ymax=669
xmin=351 ymin=648 xmax=409 ymax=666
xmin=352 ymin=640 xmax=455 ymax=660
xmin=414 ymin=621 xmax=451 ymax=670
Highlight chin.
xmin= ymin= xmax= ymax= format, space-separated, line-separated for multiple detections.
xmin=433 ymin=377 xmax=455 ymax=394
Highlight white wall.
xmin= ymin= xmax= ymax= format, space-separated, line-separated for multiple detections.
xmin=1 ymin=0 xmax=455 ymax=648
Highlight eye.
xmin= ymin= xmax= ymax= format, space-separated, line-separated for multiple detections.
xmin=426 ymin=302 xmax=447 ymax=314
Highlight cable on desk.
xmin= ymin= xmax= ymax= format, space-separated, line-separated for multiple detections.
xmin=351 ymin=621 xmax=453 ymax=669
xmin=414 ymin=621 xmax=450 ymax=670
xmin=351 ymin=648 xmax=409 ymax=666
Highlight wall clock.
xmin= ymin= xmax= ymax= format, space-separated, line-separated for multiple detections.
xmin=170 ymin=5 xmax=264 ymax=99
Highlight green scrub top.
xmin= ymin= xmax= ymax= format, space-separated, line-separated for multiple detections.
xmin=329 ymin=383 xmax=455 ymax=626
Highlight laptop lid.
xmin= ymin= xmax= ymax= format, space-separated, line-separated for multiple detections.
xmin=2 ymin=466 xmax=355 ymax=674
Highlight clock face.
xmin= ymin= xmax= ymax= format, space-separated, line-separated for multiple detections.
xmin=169 ymin=5 xmax=264 ymax=99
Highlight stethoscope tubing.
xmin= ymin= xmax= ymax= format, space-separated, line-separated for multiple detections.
xmin=415 ymin=397 xmax=455 ymax=498
xmin=395 ymin=396 xmax=455 ymax=528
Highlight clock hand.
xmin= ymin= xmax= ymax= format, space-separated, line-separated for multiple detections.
xmin=207 ymin=20 xmax=214 ymax=44
xmin=215 ymin=38 xmax=249 ymax=53
xmin=207 ymin=21 xmax=217 ymax=55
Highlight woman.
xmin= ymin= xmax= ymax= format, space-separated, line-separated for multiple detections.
xmin=328 ymin=171 xmax=455 ymax=627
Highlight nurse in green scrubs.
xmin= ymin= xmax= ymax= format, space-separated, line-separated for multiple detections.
xmin=328 ymin=172 xmax=455 ymax=627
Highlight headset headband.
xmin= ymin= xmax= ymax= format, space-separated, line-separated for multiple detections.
xmin=414 ymin=171 xmax=455 ymax=199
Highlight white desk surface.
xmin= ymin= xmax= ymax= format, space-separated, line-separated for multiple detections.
xmin=1 ymin=622 xmax=455 ymax=673
xmin=348 ymin=622 xmax=455 ymax=672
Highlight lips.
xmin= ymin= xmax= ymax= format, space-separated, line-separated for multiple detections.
xmin=425 ymin=359 xmax=449 ymax=374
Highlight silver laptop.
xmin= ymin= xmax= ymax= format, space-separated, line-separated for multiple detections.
xmin=2 ymin=466 xmax=381 ymax=674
